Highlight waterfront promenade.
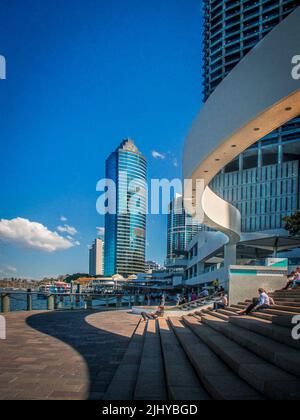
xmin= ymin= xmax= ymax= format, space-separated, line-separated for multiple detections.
xmin=0 ymin=310 xmax=139 ymax=400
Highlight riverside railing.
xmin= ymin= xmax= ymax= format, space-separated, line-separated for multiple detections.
xmin=0 ymin=291 xmax=145 ymax=313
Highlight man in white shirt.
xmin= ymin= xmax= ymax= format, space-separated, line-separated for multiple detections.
xmin=238 ymin=289 xmax=274 ymax=316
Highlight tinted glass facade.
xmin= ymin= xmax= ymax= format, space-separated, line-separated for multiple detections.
xmin=167 ymin=196 xmax=202 ymax=259
xmin=104 ymin=140 xmax=147 ymax=276
xmin=203 ymin=0 xmax=300 ymax=233
xmin=211 ymin=160 xmax=299 ymax=232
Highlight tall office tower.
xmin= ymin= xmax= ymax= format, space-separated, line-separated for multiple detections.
xmin=104 ymin=139 xmax=147 ymax=277
xmin=89 ymin=238 xmax=104 ymax=276
xmin=167 ymin=195 xmax=202 ymax=260
xmin=203 ymin=0 xmax=300 ymax=233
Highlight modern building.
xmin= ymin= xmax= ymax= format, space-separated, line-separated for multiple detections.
xmin=183 ymin=7 xmax=300 ymax=290
xmin=89 ymin=239 xmax=104 ymax=276
xmin=104 ymin=139 xmax=147 ymax=277
xmin=167 ymin=195 xmax=202 ymax=261
xmin=203 ymin=0 xmax=300 ymax=234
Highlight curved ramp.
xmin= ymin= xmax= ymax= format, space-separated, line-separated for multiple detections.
xmin=183 ymin=8 xmax=300 ymax=245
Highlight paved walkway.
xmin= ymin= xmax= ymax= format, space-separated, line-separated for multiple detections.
xmin=0 ymin=310 xmax=139 ymax=400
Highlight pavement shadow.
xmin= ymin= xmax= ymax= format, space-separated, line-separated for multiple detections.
xmin=26 ymin=310 xmax=135 ymax=400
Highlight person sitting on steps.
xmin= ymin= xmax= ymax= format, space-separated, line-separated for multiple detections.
xmin=213 ymin=293 xmax=228 ymax=311
xmin=282 ymin=271 xmax=296 ymax=291
xmin=237 ymin=289 xmax=275 ymax=316
xmin=141 ymin=306 xmax=165 ymax=322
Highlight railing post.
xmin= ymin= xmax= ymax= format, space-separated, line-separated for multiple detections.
xmin=47 ymin=294 xmax=54 ymax=311
xmin=106 ymin=296 xmax=109 ymax=308
xmin=116 ymin=296 xmax=122 ymax=308
xmin=27 ymin=293 xmax=32 ymax=311
xmin=1 ymin=293 xmax=10 ymax=313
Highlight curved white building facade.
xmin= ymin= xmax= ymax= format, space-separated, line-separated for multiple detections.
xmin=183 ymin=8 xmax=300 ymax=287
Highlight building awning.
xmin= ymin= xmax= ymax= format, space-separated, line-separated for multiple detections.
xmin=240 ymin=236 xmax=300 ymax=252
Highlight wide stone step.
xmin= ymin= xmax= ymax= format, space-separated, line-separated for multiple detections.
xmin=223 ymin=306 xmax=274 ymax=322
xmin=240 ymin=302 xmax=300 ymax=313
xmin=183 ymin=316 xmax=300 ymax=400
xmin=134 ymin=320 xmax=167 ymax=400
xmin=201 ymin=309 xmax=229 ymax=321
xmin=273 ymin=298 xmax=300 ymax=304
xmin=272 ymin=293 xmax=300 ymax=299
xmin=158 ymin=318 xmax=210 ymax=400
xmin=216 ymin=308 xmax=241 ymax=317
xmin=229 ymin=316 xmax=300 ymax=351
xmin=231 ymin=304 xmax=298 ymax=317
xmin=104 ymin=321 xmax=146 ymax=400
xmin=272 ymin=315 xmax=298 ymax=328
xmin=168 ymin=317 xmax=263 ymax=400
xmin=200 ymin=314 xmax=300 ymax=378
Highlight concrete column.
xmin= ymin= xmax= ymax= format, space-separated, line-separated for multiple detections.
xmin=224 ymin=244 xmax=237 ymax=267
xmin=1 ymin=294 xmax=10 ymax=313
xmin=257 ymin=142 xmax=263 ymax=167
xmin=47 ymin=295 xmax=54 ymax=311
xmin=278 ymin=143 xmax=283 ymax=165
xmin=239 ymin=153 xmax=243 ymax=171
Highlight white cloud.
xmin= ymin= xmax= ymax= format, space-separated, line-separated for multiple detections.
xmin=173 ymin=158 xmax=178 ymax=168
xmin=0 ymin=218 xmax=79 ymax=253
xmin=152 ymin=150 xmax=179 ymax=168
xmin=57 ymin=224 xmax=78 ymax=236
xmin=152 ymin=150 xmax=166 ymax=160
xmin=97 ymin=227 xmax=105 ymax=236
xmin=0 ymin=265 xmax=17 ymax=275
xmin=60 ymin=216 xmax=68 ymax=222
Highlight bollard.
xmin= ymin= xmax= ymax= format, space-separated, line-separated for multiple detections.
xmin=1 ymin=294 xmax=10 ymax=313
xmin=47 ymin=295 xmax=54 ymax=311
xmin=86 ymin=296 xmax=93 ymax=310
xmin=27 ymin=293 xmax=32 ymax=311
xmin=54 ymin=295 xmax=58 ymax=310
xmin=116 ymin=296 xmax=122 ymax=308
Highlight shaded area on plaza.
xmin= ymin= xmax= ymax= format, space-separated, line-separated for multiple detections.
xmin=0 ymin=310 xmax=138 ymax=400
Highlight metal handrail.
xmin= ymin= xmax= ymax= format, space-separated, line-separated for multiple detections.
xmin=165 ymin=292 xmax=221 ymax=311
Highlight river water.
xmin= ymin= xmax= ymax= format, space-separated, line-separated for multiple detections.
xmin=0 ymin=291 xmax=144 ymax=312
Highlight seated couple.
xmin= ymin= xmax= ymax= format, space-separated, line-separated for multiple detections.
xmin=141 ymin=306 xmax=165 ymax=322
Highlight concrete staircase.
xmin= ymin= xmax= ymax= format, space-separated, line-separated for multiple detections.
xmin=103 ymin=289 xmax=300 ymax=400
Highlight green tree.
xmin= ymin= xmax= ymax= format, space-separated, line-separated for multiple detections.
xmin=283 ymin=211 xmax=300 ymax=237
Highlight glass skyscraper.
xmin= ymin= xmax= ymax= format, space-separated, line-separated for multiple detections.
xmin=104 ymin=139 xmax=147 ymax=277
xmin=203 ymin=0 xmax=300 ymax=233
xmin=167 ymin=196 xmax=202 ymax=260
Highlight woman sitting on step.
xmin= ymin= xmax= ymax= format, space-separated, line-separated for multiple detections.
xmin=237 ymin=289 xmax=275 ymax=316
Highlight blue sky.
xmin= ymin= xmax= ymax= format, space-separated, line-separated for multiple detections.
xmin=0 ymin=0 xmax=204 ymax=279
